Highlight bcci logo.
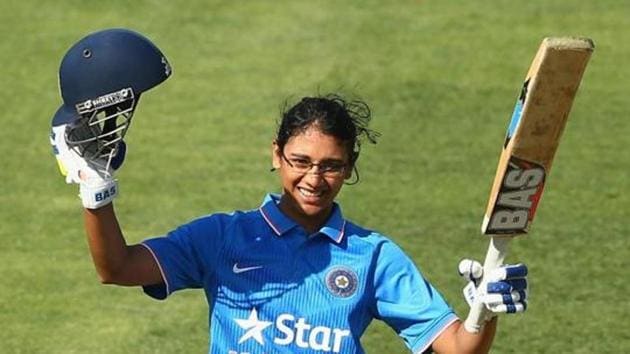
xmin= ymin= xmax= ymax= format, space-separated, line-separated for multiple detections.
xmin=325 ymin=266 xmax=358 ymax=298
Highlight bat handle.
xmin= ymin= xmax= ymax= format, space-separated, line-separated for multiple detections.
xmin=463 ymin=236 xmax=512 ymax=333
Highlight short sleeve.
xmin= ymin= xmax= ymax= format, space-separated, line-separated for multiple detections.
xmin=371 ymin=240 xmax=458 ymax=353
xmin=141 ymin=215 xmax=224 ymax=300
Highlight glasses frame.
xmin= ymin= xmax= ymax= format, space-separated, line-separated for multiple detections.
xmin=280 ymin=150 xmax=349 ymax=177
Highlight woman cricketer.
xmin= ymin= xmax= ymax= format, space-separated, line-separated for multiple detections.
xmin=51 ymin=29 xmax=528 ymax=354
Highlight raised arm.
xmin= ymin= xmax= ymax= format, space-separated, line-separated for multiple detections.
xmin=50 ymin=124 xmax=163 ymax=286
xmin=432 ymin=260 xmax=528 ymax=353
xmin=49 ymin=29 xmax=172 ymax=287
xmin=431 ymin=318 xmax=497 ymax=354
xmin=84 ymin=204 xmax=162 ymax=286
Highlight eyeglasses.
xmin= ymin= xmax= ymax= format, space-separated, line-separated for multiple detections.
xmin=280 ymin=151 xmax=348 ymax=177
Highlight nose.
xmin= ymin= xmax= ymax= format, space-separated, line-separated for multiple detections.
xmin=302 ymin=169 xmax=325 ymax=185
xmin=305 ymin=165 xmax=327 ymax=175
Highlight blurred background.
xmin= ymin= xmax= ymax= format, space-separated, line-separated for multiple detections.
xmin=1 ymin=0 xmax=628 ymax=352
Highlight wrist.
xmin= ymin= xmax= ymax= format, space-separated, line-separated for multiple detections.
xmin=80 ymin=178 xmax=118 ymax=209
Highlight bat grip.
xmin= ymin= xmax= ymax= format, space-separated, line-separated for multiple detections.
xmin=463 ymin=236 xmax=511 ymax=333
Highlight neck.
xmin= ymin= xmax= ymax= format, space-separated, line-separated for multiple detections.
xmin=278 ymin=194 xmax=332 ymax=234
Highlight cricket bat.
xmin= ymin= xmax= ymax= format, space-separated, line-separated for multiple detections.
xmin=464 ymin=37 xmax=594 ymax=333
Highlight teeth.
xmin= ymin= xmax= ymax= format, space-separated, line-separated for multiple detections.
xmin=298 ymin=187 xmax=323 ymax=198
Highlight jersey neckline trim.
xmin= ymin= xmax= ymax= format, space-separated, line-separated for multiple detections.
xmin=258 ymin=193 xmax=347 ymax=244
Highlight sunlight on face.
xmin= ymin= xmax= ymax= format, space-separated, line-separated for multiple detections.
xmin=272 ymin=124 xmax=351 ymax=232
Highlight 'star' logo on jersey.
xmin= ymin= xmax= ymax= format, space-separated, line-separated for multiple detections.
xmin=233 ymin=308 xmax=351 ymax=353
xmin=234 ymin=308 xmax=272 ymax=345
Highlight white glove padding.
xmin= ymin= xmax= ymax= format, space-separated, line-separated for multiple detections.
xmin=50 ymin=124 xmax=122 ymax=209
xmin=459 ymin=259 xmax=528 ymax=316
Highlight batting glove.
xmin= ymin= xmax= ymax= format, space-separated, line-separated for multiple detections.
xmin=50 ymin=124 xmax=125 ymax=209
xmin=458 ymin=259 xmax=528 ymax=321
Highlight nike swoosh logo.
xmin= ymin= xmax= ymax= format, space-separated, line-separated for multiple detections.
xmin=232 ymin=263 xmax=263 ymax=274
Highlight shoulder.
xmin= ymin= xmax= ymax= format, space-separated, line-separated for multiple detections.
xmin=344 ymin=221 xmax=423 ymax=277
xmin=344 ymin=221 xmax=404 ymax=255
xmin=184 ymin=208 xmax=260 ymax=227
xmin=179 ymin=208 xmax=267 ymax=240
xmin=181 ymin=208 xmax=256 ymax=230
xmin=345 ymin=220 xmax=393 ymax=241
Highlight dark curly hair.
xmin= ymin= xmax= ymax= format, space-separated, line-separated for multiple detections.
xmin=276 ymin=94 xmax=380 ymax=183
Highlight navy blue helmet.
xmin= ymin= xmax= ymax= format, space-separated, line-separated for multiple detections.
xmin=52 ymin=28 xmax=171 ymax=167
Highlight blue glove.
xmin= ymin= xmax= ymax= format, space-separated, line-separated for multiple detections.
xmin=459 ymin=259 xmax=528 ymax=316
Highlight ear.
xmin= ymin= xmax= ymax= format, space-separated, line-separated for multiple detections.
xmin=344 ymin=152 xmax=357 ymax=179
xmin=272 ymin=140 xmax=282 ymax=170
xmin=344 ymin=164 xmax=353 ymax=180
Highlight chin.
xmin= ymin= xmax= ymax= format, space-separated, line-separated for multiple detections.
xmin=299 ymin=203 xmax=329 ymax=217
xmin=293 ymin=195 xmax=334 ymax=218
xmin=280 ymin=190 xmax=335 ymax=224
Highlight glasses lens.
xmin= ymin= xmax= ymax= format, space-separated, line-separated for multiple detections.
xmin=282 ymin=152 xmax=346 ymax=176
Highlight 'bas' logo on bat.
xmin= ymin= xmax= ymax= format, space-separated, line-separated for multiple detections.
xmin=486 ymin=157 xmax=546 ymax=234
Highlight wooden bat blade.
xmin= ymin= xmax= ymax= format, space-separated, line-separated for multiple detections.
xmin=464 ymin=37 xmax=594 ymax=334
xmin=481 ymin=37 xmax=594 ymax=235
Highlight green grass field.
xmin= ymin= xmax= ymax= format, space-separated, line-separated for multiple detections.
xmin=2 ymin=0 xmax=629 ymax=352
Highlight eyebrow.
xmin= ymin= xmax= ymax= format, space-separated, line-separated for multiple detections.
xmin=287 ymin=153 xmax=346 ymax=164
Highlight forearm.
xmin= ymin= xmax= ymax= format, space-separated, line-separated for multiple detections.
xmin=453 ymin=317 xmax=497 ymax=354
xmin=432 ymin=317 xmax=497 ymax=354
xmin=84 ymin=203 xmax=131 ymax=283
xmin=84 ymin=203 xmax=163 ymax=286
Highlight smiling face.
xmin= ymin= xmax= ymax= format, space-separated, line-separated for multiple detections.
xmin=272 ymin=124 xmax=352 ymax=233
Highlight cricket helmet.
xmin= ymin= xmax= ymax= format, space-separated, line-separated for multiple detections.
xmin=52 ymin=28 xmax=171 ymax=168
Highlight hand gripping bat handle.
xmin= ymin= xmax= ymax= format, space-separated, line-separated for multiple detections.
xmin=463 ymin=236 xmax=511 ymax=333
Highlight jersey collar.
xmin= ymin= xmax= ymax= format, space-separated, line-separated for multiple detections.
xmin=258 ymin=193 xmax=346 ymax=244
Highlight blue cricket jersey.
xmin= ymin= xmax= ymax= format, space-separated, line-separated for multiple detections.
xmin=141 ymin=194 xmax=457 ymax=354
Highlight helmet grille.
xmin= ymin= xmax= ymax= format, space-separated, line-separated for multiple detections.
xmin=65 ymin=88 xmax=136 ymax=172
